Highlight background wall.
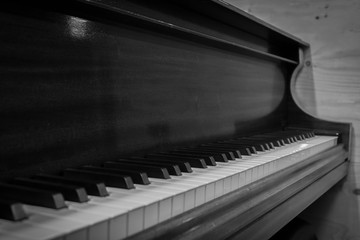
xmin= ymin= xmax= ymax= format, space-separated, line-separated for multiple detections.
xmin=224 ymin=0 xmax=360 ymax=239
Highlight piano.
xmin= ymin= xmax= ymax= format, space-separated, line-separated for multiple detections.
xmin=0 ymin=0 xmax=351 ymax=239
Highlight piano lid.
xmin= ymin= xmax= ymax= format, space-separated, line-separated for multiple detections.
xmin=0 ymin=0 xmax=350 ymax=180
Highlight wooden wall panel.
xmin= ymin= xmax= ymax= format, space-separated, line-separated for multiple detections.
xmin=225 ymin=0 xmax=360 ymax=239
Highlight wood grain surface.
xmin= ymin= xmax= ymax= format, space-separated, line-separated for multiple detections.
xmin=225 ymin=0 xmax=360 ymax=239
xmin=0 ymin=2 xmax=290 ymax=180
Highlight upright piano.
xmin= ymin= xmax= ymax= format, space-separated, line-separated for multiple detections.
xmin=0 ymin=1 xmax=351 ymax=240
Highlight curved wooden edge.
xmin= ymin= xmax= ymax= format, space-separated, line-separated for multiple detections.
xmin=288 ymin=46 xmax=352 ymax=151
xmin=126 ymin=145 xmax=348 ymax=240
xmin=290 ymin=47 xmax=306 ymax=111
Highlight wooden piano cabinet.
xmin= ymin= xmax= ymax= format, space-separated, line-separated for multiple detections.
xmin=0 ymin=0 xmax=351 ymax=240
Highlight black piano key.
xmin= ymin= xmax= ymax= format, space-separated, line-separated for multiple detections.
xmin=32 ymin=174 xmax=109 ymax=197
xmin=301 ymin=131 xmax=314 ymax=138
xmin=171 ymin=149 xmax=228 ymax=162
xmin=301 ymin=132 xmax=309 ymax=138
xmin=287 ymin=136 xmax=296 ymax=143
xmin=0 ymin=199 xmax=28 ymax=221
xmin=80 ymin=165 xmax=150 ymax=185
xmin=288 ymin=131 xmax=306 ymax=141
xmin=187 ymin=147 xmax=237 ymax=160
xmin=278 ymin=139 xmax=287 ymax=145
xmin=11 ymin=178 xmax=89 ymax=203
xmin=196 ymin=146 xmax=242 ymax=158
xmin=291 ymin=133 xmax=302 ymax=141
xmin=0 ymin=183 xmax=66 ymax=209
xmin=216 ymin=142 xmax=258 ymax=154
xmin=268 ymin=132 xmax=292 ymax=144
xmin=147 ymin=153 xmax=207 ymax=168
xmin=308 ymin=131 xmax=316 ymax=138
xmin=168 ymin=151 xmax=217 ymax=166
xmin=262 ymin=131 xmax=304 ymax=145
xmin=250 ymin=135 xmax=284 ymax=147
xmin=63 ymin=168 xmax=135 ymax=189
xmin=115 ymin=158 xmax=182 ymax=176
xmin=226 ymin=140 xmax=266 ymax=152
xmin=202 ymin=143 xmax=252 ymax=156
xmin=241 ymin=138 xmax=273 ymax=150
xmin=202 ymin=149 xmax=235 ymax=160
xmin=265 ymin=131 xmax=300 ymax=144
xmin=103 ymin=162 xmax=171 ymax=179
xmin=247 ymin=137 xmax=275 ymax=149
xmin=178 ymin=148 xmax=232 ymax=161
xmin=236 ymin=139 xmax=268 ymax=151
xmin=304 ymin=132 xmax=310 ymax=138
xmin=139 ymin=156 xmax=193 ymax=173
xmin=282 ymin=136 xmax=294 ymax=144
xmin=266 ymin=136 xmax=291 ymax=143
xmin=268 ymin=142 xmax=276 ymax=149
xmin=296 ymin=132 xmax=306 ymax=138
xmin=284 ymin=131 xmax=302 ymax=140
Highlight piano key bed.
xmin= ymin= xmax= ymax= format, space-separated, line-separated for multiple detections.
xmin=0 ymin=130 xmax=344 ymax=240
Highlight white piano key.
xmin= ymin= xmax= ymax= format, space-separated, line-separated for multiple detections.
xmin=25 ymin=204 xmax=110 ymax=240
xmin=0 ymin=220 xmax=62 ymax=240
xmin=215 ymin=180 xmax=224 ymax=198
xmin=26 ymin=201 xmax=129 ymax=240
xmin=128 ymin=207 xmax=144 ymax=236
xmin=172 ymin=193 xmax=184 ymax=216
xmin=205 ymin=182 xmax=215 ymax=202
xmin=65 ymin=230 xmax=86 ymax=240
xmin=86 ymin=195 xmax=141 ymax=210
xmin=184 ymin=189 xmax=196 ymax=211
xmin=109 ymin=212 xmax=127 ymax=240
xmin=0 ymin=232 xmax=36 ymax=240
xmin=195 ymin=185 xmax=206 ymax=207
xmin=89 ymin=190 xmax=159 ymax=230
xmin=73 ymin=194 xmax=139 ymax=239
xmin=245 ymin=168 xmax=252 ymax=184
xmin=141 ymin=179 xmax=199 ymax=219
xmin=106 ymin=187 xmax=169 ymax=204
xmin=223 ymin=176 xmax=231 ymax=194
xmin=51 ymin=238 xmax=64 ymax=240
xmin=231 ymin=174 xmax=239 ymax=191
xmin=158 ymin=198 xmax=172 ymax=222
xmin=88 ymin=221 xmax=108 ymax=240
xmin=23 ymin=212 xmax=87 ymax=240
xmin=107 ymin=185 xmax=181 ymax=229
xmin=66 ymin=201 xmax=132 ymax=240
xmin=238 ymin=171 xmax=246 ymax=188
xmin=144 ymin=202 xmax=159 ymax=228
xmin=104 ymin=191 xmax=160 ymax=230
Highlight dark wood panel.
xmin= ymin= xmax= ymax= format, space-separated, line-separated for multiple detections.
xmin=0 ymin=5 xmax=288 ymax=179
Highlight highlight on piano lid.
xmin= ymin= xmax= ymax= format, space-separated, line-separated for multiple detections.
xmin=0 ymin=0 xmax=353 ymax=240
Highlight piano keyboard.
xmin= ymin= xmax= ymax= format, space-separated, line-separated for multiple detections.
xmin=0 ymin=131 xmax=338 ymax=240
